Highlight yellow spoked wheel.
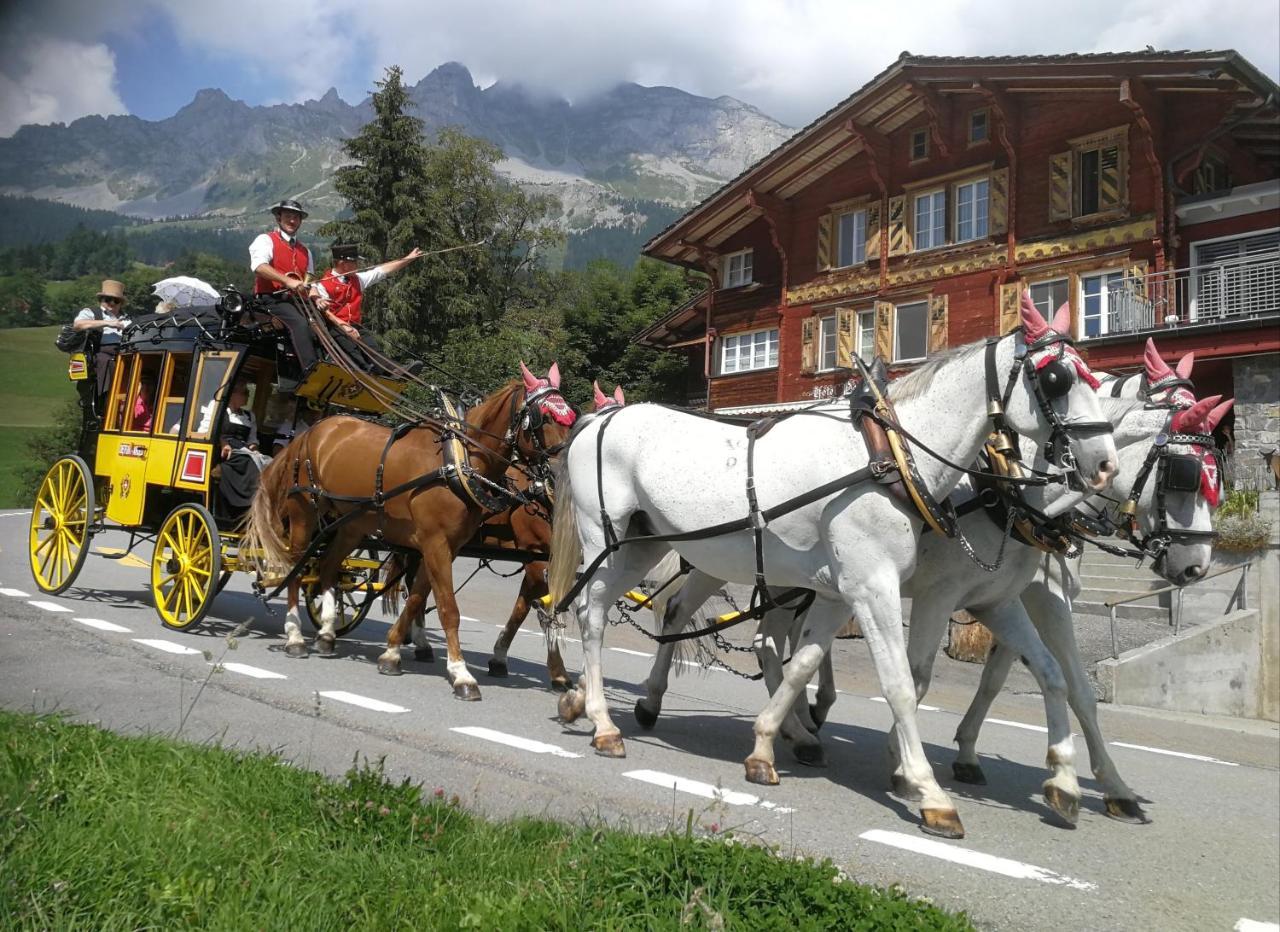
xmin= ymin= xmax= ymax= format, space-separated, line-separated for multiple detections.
xmin=151 ymin=503 xmax=222 ymax=630
xmin=29 ymin=455 xmax=95 ymax=595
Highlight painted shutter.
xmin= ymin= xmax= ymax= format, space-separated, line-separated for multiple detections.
xmin=835 ymin=306 xmax=856 ymax=368
xmin=864 ymin=201 xmax=882 ymax=263
xmin=1099 ymin=142 xmax=1125 ymax=213
xmin=800 ymin=317 xmax=818 ymax=375
xmin=1049 ymin=152 xmax=1072 ymax=221
xmin=886 ymin=195 xmax=911 ymax=256
xmin=989 ymin=167 xmax=1009 ymax=237
xmin=874 ymin=301 xmax=894 ymax=362
xmin=816 ymin=213 xmax=833 ymax=271
xmin=997 ymin=281 xmax=1021 ymax=334
xmin=1126 ymin=259 xmax=1149 ymax=297
xmin=928 ymin=294 xmax=949 ymax=354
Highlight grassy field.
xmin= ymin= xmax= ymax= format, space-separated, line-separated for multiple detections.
xmin=0 ymin=325 xmax=70 ymax=506
xmin=0 ymin=710 xmax=971 ymax=930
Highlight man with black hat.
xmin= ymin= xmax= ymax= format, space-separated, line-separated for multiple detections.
xmin=249 ymin=199 xmax=318 ymax=389
xmin=312 ymin=243 xmax=424 ymax=374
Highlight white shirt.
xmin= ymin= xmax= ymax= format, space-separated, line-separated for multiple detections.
xmin=197 ymin=401 xmax=258 ymax=447
xmin=249 ymin=229 xmax=314 ymax=276
xmin=317 ymin=265 xmax=387 ymax=294
xmin=75 ymin=305 xmax=130 ymax=345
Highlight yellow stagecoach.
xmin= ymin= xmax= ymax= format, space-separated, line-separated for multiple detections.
xmin=29 ymin=293 xmax=405 ymax=633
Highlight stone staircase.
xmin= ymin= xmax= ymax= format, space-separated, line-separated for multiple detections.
xmin=1074 ymin=548 xmax=1170 ymax=621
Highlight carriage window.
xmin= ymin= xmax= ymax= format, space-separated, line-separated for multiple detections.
xmin=186 ymin=352 xmax=238 ymax=440
xmin=126 ymin=355 xmax=163 ymax=434
xmin=104 ymin=357 xmax=130 ymax=432
xmin=159 ymin=355 xmax=192 ymax=436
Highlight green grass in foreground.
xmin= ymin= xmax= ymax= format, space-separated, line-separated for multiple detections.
xmin=0 ymin=710 xmax=972 ymax=931
xmin=0 ymin=425 xmax=41 ymax=507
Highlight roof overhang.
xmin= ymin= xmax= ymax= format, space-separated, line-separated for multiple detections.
xmin=1176 ymin=178 xmax=1280 ymax=224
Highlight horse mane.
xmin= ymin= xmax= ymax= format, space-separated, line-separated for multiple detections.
xmin=464 ymin=380 xmax=521 ymax=437
xmin=887 ymin=341 xmax=985 ymax=403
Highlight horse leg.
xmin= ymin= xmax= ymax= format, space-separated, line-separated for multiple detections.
xmin=283 ymin=576 xmax=307 ymax=658
xmin=757 ymin=604 xmax=827 ymax=767
xmin=282 ymin=500 xmax=312 ymax=659
xmin=952 ymin=643 xmax=1014 ymax=786
xmin=489 ymin=566 xmax=540 ymax=679
xmin=635 ymin=569 xmax=721 ymax=730
xmin=417 ymin=539 xmax=479 ymax=701
xmin=312 ymin=534 xmax=359 ymax=657
xmin=378 ymin=569 xmax=430 ymax=676
xmin=886 ymin=586 xmax=954 ymax=796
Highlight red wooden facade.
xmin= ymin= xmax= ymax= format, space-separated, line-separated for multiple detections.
xmin=638 ymin=51 xmax=1280 ymax=418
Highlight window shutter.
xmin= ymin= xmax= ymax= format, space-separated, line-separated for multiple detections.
xmin=989 ymin=167 xmax=1009 ymax=237
xmin=800 ymin=317 xmax=818 ymax=375
xmin=997 ymin=282 xmax=1021 ymax=334
xmin=835 ymin=307 xmax=855 ymax=368
xmin=816 ymin=213 xmax=833 ymax=271
xmin=1127 ymin=259 xmax=1149 ymax=298
xmin=1098 ymin=143 xmax=1125 ymax=212
xmin=864 ymin=202 xmax=882 ymax=263
xmin=886 ymin=196 xmax=911 ymax=256
xmin=928 ymin=294 xmax=949 ymax=354
xmin=1049 ymin=152 xmax=1072 ymax=221
xmin=874 ymin=301 xmax=894 ymax=362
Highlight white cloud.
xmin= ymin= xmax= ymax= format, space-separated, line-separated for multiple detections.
xmin=0 ymin=37 xmax=128 ymax=136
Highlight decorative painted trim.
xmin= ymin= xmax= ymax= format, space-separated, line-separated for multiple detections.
xmin=1014 ymin=217 xmax=1155 ymax=263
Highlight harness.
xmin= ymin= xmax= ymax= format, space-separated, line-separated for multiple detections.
xmin=1113 ymin=428 xmax=1220 ymax=561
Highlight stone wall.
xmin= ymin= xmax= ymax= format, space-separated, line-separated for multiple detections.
xmin=1232 ymin=354 xmax=1280 ymax=486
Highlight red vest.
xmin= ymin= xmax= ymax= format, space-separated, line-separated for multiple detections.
xmin=254 ymin=230 xmax=310 ymax=294
xmin=321 ymin=271 xmax=363 ymax=325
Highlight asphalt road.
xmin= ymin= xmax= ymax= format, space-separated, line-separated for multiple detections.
xmin=1 ymin=510 xmax=1277 ymax=932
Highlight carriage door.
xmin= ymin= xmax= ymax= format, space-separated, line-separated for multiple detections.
xmin=175 ymin=351 xmax=241 ymax=503
xmin=100 ymin=353 xmax=163 ymax=526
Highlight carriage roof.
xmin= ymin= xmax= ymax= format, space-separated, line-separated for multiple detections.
xmin=119 ymin=305 xmax=275 ymax=359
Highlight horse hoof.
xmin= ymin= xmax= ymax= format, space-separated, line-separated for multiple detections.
xmin=808 ymin=702 xmax=828 ymax=730
xmin=891 ymin=773 xmax=924 ymax=802
xmin=414 ymin=646 xmax=435 ymax=663
xmin=793 ymin=742 xmax=827 ymax=768
xmin=487 ymin=659 xmax=508 ymax=678
xmin=558 ymin=689 xmax=585 ymax=724
xmin=453 ymin=682 xmax=482 ymax=702
xmin=285 ymin=642 xmax=308 ymax=659
xmin=549 ymin=676 xmax=572 ymax=693
xmin=377 ymin=657 xmax=403 ymax=676
xmin=1043 ymin=784 xmax=1080 ymax=827
xmin=744 ymin=757 xmax=779 ymax=786
xmin=952 ymin=761 xmax=988 ymax=786
xmin=920 ymin=808 xmax=965 ymax=839
xmin=591 ymin=732 xmax=626 ymax=758
xmin=633 ymin=700 xmax=659 ymax=731
xmin=1104 ymin=796 xmax=1149 ymax=824
xmin=315 ymin=635 xmax=336 ymax=657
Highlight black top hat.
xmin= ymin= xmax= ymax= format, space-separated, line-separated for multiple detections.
xmin=331 ymin=243 xmax=365 ymax=263
xmin=269 ymin=199 xmax=309 ymax=219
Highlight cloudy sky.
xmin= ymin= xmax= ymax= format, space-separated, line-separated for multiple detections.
xmin=2 ymin=0 xmax=1277 ymax=136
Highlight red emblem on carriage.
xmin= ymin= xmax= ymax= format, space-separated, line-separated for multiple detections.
xmin=181 ymin=449 xmax=207 ymax=483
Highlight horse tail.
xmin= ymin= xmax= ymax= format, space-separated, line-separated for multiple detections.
xmin=645 ymin=549 xmax=685 ymax=635
xmin=546 ymin=456 xmax=581 ymax=616
xmin=381 ymin=553 xmax=404 ymax=616
xmin=242 ymin=439 xmax=296 ymax=576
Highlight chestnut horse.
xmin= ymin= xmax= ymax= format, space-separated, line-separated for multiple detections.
xmin=243 ymin=364 xmax=575 ymax=700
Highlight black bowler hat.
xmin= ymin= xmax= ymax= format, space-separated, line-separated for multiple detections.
xmin=269 ymin=198 xmax=309 ymax=219
xmin=331 ymin=243 xmax=366 ymax=263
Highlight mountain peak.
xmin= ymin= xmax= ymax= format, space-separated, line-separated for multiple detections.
xmin=423 ymin=61 xmax=475 ymax=85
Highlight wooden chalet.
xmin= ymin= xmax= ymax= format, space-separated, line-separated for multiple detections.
xmin=638 ymin=50 xmax=1280 ymax=467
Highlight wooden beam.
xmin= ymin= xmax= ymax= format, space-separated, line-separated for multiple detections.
xmin=748 ymin=188 xmax=792 ymax=305
xmin=972 ymin=82 xmax=1019 ymax=272
xmin=844 ymin=119 xmax=891 ymax=292
xmin=1120 ymin=78 xmax=1168 ymax=275
xmin=908 ymin=81 xmax=951 ymax=160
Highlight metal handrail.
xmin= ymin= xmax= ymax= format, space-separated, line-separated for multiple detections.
xmin=1104 ymin=562 xmax=1251 ymax=658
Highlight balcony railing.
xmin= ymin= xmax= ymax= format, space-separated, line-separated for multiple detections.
xmin=1082 ymin=249 xmax=1280 ymax=340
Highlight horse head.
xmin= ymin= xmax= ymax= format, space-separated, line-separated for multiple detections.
xmin=1003 ymin=291 xmax=1117 ymax=491
xmin=515 ymin=361 xmax=576 ymax=462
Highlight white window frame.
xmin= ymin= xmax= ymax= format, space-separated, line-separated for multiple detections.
xmin=719 ymin=326 xmax=778 ymax=375
xmin=721 ymin=248 xmax=754 ymax=289
xmin=968 ymin=109 xmax=989 ymax=145
xmin=818 ymin=314 xmax=838 ymax=372
xmin=1189 ymin=227 xmax=1280 ymax=322
xmin=856 ymin=309 xmax=875 ymax=364
xmin=1078 ymin=268 xmax=1126 ymax=339
xmin=953 ymin=177 xmax=989 ymax=244
xmin=1028 ymin=276 xmax=1070 ymax=321
xmin=893 ymin=301 xmax=929 ymax=363
xmin=913 ymin=189 xmax=946 ymax=252
xmin=836 ymin=208 xmax=867 ymax=267
xmin=910 ymin=128 xmax=929 ymax=162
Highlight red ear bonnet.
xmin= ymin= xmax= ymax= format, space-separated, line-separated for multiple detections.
xmin=1175 ymin=352 xmax=1195 ymax=381
xmin=1171 ymin=395 xmax=1218 ymax=434
xmin=547 ymin=363 xmax=561 ymax=388
xmin=613 ymin=385 xmax=626 ymax=405
xmin=1018 ymin=289 xmax=1051 ymax=341
xmin=520 ymin=360 xmax=541 ymax=393
xmin=592 ymin=381 xmax=608 ymax=410
xmin=1143 ymin=338 xmax=1173 ymax=383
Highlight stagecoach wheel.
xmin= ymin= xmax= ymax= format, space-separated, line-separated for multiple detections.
xmin=28 ymin=455 xmax=95 ymax=595
xmin=303 ymin=548 xmax=382 ymax=638
xmin=151 ymin=503 xmax=222 ymax=631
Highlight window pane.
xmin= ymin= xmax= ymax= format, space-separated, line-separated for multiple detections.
xmin=1030 ymin=279 xmax=1069 ymax=320
xmin=837 ymin=210 xmax=866 ymax=267
xmin=858 ymin=311 xmax=875 ymax=363
xmin=189 ymin=356 xmax=232 ymax=438
xmin=1079 ymin=149 xmax=1100 ymax=215
xmin=742 ymin=251 xmax=753 ymax=281
xmin=974 ymin=179 xmax=989 ymax=238
xmin=1082 ymin=274 xmax=1103 ymax=337
xmin=895 ymin=302 xmax=928 ymax=361
xmin=768 ymin=330 xmax=779 ymax=367
xmin=820 ymin=316 xmax=837 ymax=370
xmin=956 ymin=185 xmax=973 ymax=242
xmin=970 ymin=111 xmax=988 ymax=142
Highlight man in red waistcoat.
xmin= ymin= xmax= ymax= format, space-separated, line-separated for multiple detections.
xmin=313 ymin=242 xmax=424 ymax=374
xmin=249 ymin=199 xmax=319 ymax=388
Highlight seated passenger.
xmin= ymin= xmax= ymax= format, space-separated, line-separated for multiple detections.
xmin=133 ymin=380 xmax=154 ymax=432
xmin=216 ymin=379 xmax=274 ymax=510
xmin=312 ymin=243 xmax=424 ymax=376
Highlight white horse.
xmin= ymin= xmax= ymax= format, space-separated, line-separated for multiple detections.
xmin=548 ymin=296 xmax=1117 ymax=839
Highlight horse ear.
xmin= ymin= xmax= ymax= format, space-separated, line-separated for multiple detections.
xmin=548 ymin=362 xmax=561 ymax=388
xmin=1018 ymin=289 xmax=1051 ymax=340
xmin=1050 ymin=300 xmax=1072 ymax=336
xmin=592 ymin=381 xmax=607 ymax=409
xmin=1175 ymin=351 xmax=1195 ymax=381
xmin=1172 ymin=394 xmax=1220 ymax=433
xmin=1143 ymin=338 xmax=1173 ymax=382
xmin=1205 ymin=398 xmax=1234 ymax=433
xmin=614 ymin=385 xmax=626 ymax=405
xmin=520 ymin=360 xmax=540 ymax=393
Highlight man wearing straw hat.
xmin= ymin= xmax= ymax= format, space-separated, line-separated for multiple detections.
xmin=73 ymin=279 xmax=131 ymax=398
xmin=312 ymin=242 xmax=424 ymax=375
xmin=249 ymin=198 xmax=319 ymax=390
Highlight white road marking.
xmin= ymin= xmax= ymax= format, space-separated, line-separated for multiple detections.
xmin=611 ymin=647 xmax=654 ymax=658
xmin=0 ymin=510 xmax=32 ymax=518
xmin=860 ymin=830 xmax=1096 ymax=891
xmin=74 ymin=617 xmax=132 ymax=633
xmin=318 ymin=690 xmax=409 ymax=714
xmin=870 ymin=696 xmax=940 ymax=712
xmin=624 ymin=769 xmax=795 ymax=813
xmin=988 ymin=717 xmax=1049 ymax=733
xmin=452 ymin=726 xmax=582 ymax=758
xmin=1235 ymin=919 xmax=1280 ymax=932
xmin=216 ymin=662 xmax=287 ymax=680
xmin=1110 ymin=741 xmax=1238 ymax=767
xmin=27 ymin=600 xmax=71 ymax=613
xmin=0 ymin=587 xmax=32 ymax=597
xmin=133 ymin=638 xmax=203 ymax=655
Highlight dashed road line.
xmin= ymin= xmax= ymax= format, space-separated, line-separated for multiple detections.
xmin=1235 ymin=919 xmax=1280 ymax=932
xmin=624 ymin=769 xmax=795 ymax=813
xmin=318 ymin=690 xmax=409 ymax=714
xmin=1110 ymin=741 xmax=1238 ymax=767
xmin=859 ymin=829 xmax=1096 ymax=891
xmin=452 ymin=725 xmax=582 ymax=758
xmin=869 ymin=696 xmax=940 ymax=712
xmin=0 ymin=587 xmax=31 ymax=597
xmin=74 ymin=617 xmax=132 ymax=633
xmin=216 ymin=662 xmax=287 ymax=680
xmin=987 ymin=717 xmax=1049 ymax=733
xmin=0 ymin=510 xmax=32 ymax=518
xmin=133 ymin=638 xmax=203 ymax=655
xmin=28 ymin=600 xmax=71 ymax=613
xmin=611 ymin=647 xmax=654 ymax=658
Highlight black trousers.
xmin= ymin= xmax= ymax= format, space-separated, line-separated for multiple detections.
xmin=332 ymin=328 xmax=385 ymax=371
xmin=265 ymin=299 xmax=317 ymax=370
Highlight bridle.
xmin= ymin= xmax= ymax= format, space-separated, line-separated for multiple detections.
xmin=1113 ymin=424 xmax=1220 ymax=562
xmin=504 ymin=384 xmax=577 ymax=508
